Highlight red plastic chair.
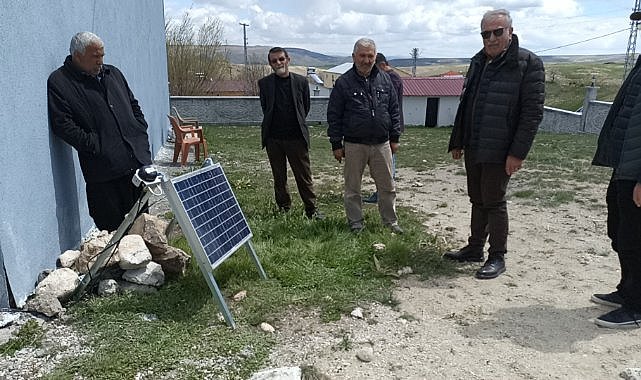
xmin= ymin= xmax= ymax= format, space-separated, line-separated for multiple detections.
xmin=167 ymin=115 xmax=208 ymax=166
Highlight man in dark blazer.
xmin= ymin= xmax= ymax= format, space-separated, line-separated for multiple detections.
xmin=258 ymin=47 xmax=323 ymax=219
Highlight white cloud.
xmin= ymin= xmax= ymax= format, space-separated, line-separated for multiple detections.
xmin=165 ymin=0 xmax=634 ymax=57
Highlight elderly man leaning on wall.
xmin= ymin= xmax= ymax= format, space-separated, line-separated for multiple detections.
xmin=47 ymin=31 xmax=152 ymax=232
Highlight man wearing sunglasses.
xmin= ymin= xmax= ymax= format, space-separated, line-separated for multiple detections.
xmin=445 ymin=9 xmax=545 ymax=279
xmin=258 ymin=47 xmax=324 ymax=220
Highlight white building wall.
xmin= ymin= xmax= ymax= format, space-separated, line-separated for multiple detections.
xmin=403 ymin=97 xmax=428 ymax=126
xmin=402 ymin=96 xmax=460 ymax=127
xmin=437 ymin=96 xmax=459 ymax=127
xmin=0 ymin=0 xmax=168 ymax=306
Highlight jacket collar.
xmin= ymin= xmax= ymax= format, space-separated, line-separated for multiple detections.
xmin=63 ymin=55 xmax=110 ymax=80
xmin=350 ymin=63 xmax=380 ymax=79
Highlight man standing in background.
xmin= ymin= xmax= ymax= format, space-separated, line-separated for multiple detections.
xmin=327 ymin=38 xmax=402 ymax=234
xmin=258 ymin=47 xmax=324 ymax=220
xmin=364 ymin=52 xmax=404 ymax=204
xmin=445 ymin=9 xmax=545 ymax=279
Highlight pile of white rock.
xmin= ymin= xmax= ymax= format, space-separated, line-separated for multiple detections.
xmin=24 ymin=213 xmax=190 ymax=318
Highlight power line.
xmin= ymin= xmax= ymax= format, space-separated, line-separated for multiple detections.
xmin=534 ymin=28 xmax=629 ymax=54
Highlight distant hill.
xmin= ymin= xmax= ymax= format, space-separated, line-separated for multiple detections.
xmin=223 ymin=45 xmax=627 ymax=67
xmin=223 ymin=45 xmax=349 ymax=67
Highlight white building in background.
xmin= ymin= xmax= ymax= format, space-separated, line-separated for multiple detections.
xmin=319 ymin=62 xmax=353 ymax=89
xmin=0 ymin=0 xmax=168 ymax=307
xmin=401 ymin=76 xmax=464 ymax=127
xmin=307 ymin=67 xmax=330 ymax=96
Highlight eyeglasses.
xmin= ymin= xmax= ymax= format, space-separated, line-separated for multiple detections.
xmin=480 ymin=27 xmax=505 ymax=39
xmin=270 ymin=56 xmax=287 ymax=64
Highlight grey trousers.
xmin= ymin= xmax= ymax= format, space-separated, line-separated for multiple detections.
xmin=343 ymin=142 xmax=398 ymax=227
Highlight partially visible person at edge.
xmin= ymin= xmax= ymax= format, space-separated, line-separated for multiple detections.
xmin=589 ymin=56 xmax=641 ymax=329
xmin=258 ymin=47 xmax=324 ymax=220
xmin=48 ymin=32 xmax=152 ymax=232
xmin=363 ymin=52 xmax=404 ymax=204
xmin=327 ymin=38 xmax=403 ymax=234
xmin=445 ymin=9 xmax=545 ymax=279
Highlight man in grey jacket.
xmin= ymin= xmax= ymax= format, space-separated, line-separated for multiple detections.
xmin=590 ymin=56 xmax=641 ymax=329
xmin=445 ymin=9 xmax=545 ymax=279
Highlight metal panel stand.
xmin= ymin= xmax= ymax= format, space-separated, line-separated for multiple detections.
xmin=245 ymin=240 xmax=267 ymax=280
xmin=162 ymin=164 xmax=267 ymax=328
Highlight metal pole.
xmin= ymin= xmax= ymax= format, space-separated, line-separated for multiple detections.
xmin=239 ymin=22 xmax=249 ymax=66
xmin=624 ymin=3 xmax=641 ymax=80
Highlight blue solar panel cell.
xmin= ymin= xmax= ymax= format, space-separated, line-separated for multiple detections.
xmin=168 ymin=164 xmax=252 ymax=268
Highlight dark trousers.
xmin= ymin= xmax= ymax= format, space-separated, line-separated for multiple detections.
xmin=606 ymin=178 xmax=641 ymax=312
xmin=265 ymin=138 xmax=317 ymax=215
xmin=464 ymin=155 xmax=510 ymax=256
xmin=86 ymin=173 xmax=144 ymax=232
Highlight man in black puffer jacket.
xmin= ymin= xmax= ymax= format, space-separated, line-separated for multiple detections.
xmin=48 ymin=32 xmax=152 ymax=232
xmin=445 ymin=9 xmax=545 ymax=279
xmin=590 ymin=56 xmax=641 ymax=329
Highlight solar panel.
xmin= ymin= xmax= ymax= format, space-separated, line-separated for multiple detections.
xmin=169 ymin=164 xmax=252 ymax=268
xmin=162 ymin=162 xmax=266 ymax=328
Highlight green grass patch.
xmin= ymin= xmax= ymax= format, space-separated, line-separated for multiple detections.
xmin=0 ymin=320 xmax=44 ymax=356
xmin=545 ymin=62 xmax=624 ymax=111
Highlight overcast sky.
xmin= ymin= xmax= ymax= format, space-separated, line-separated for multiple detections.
xmin=164 ymin=0 xmax=637 ymax=58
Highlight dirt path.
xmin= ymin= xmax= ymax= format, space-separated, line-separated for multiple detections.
xmin=268 ymin=165 xmax=641 ymax=379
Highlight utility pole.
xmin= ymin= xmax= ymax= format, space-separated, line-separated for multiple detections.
xmin=239 ymin=22 xmax=249 ymax=66
xmin=410 ymin=48 xmax=420 ymax=77
xmin=623 ymin=1 xmax=641 ymax=80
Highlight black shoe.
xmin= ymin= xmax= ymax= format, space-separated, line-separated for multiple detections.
xmin=388 ymin=224 xmax=403 ymax=234
xmin=591 ymin=291 xmax=624 ymax=308
xmin=443 ymin=246 xmax=484 ymax=262
xmin=475 ymin=256 xmax=506 ymax=279
xmin=363 ymin=193 xmax=378 ymax=204
xmin=306 ymin=210 xmax=326 ymax=221
xmin=594 ymin=306 xmax=641 ymax=329
xmin=350 ymin=223 xmax=364 ymax=233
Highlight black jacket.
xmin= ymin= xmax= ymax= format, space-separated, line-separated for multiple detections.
xmin=449 ymin=34 xmax=545 ymax=163
xmin=258 ymin=72 xmax=311 ymax=148
xmin=47 ymin=56 xmax=152 ymax=183
xmin=327 ymin=64 xmax=401 ymax=151
xmin=593 ymin=56 xmax=641 ymax=182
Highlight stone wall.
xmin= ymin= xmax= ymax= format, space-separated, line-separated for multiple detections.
xmin=538 ymin=107 xmax=582 ymax=133
xmin=170 ymin=96 xmax=330 ymax=126
xmin=171 ymin=96 xmax=612 ymax=134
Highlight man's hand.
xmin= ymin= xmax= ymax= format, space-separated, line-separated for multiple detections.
xmin=390 ymin=142 xmax=400 ymax=154
xmin=451 ymin=148 xmax=463 ymax=160
xmin=505 ymin=155 xmax=524 ymax=176
xmin=634 ymin=182 xmax=641 ymax=207
xmin=333 ymin=148 xmax=345 ymax=163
